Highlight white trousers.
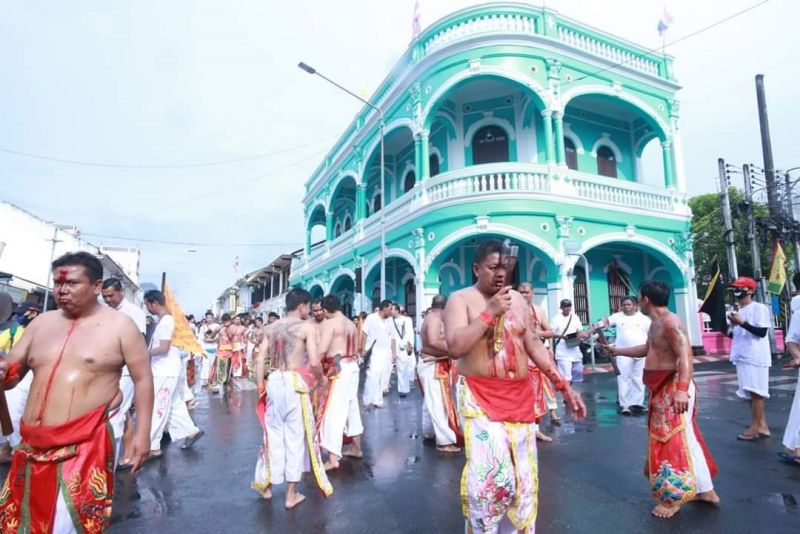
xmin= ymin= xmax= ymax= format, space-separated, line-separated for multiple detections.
xmin=419 ymin=360 xmax=457 ymax=446
xmin=109 ymin=375 xmax=135 ymax=460
xmin=734 ymin=362 xmax=771 ymax=399
xmin=5 ymin=372 xmax=33 ymax=447
xmin=320 ymin=360 xmax=364 ymax=457
xmin=783 ymin=370 xmax=800 ymax=450
xmin=363 ymin=348 xmax=390 ymax=407
xmin=266 ymin=370 xmax=310 ymax=484
xmin=685 ymin=382 xmax=714 ymax=493
xmin=201 ymin=348 xmax=217 ymax=382
xmin=150 ymin=375 xmax=199 ymax=450
xmin=397 ymin=352 xmax=416 ymax=394
xmin=616 ymin=355 xmax=646 ymax=408
xmin=381 ymin=350 xmax=394 ymax=392
xmin=179 ymin=354 xmax=195 ymax=403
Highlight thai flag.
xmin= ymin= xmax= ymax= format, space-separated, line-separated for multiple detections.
xmin=657 ymin=8 xmax=673 ymax=36
xmin=412 ymin=1 xmax=421 ymax=39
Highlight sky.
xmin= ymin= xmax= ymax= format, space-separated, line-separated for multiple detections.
xmin=1 ymin=0 xmax=797 ymax=315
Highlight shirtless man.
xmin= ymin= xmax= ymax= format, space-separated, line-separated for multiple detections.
xmin=0 ymin=251 xmax=154 ymax=532
xmin=418 ymin=294 xmax=462 ymax=453
xmin=445 ymin=239 xmax=585 ymax=533
xmin=606 ymin=280 xmax=719 ymax=519
xmin=518 ymin=282 xmax=561 ymax=441
xmin=228 ymin=315 xmax=248 ymax=379
xmin=317 ymin=294 xmax=364 ymax=470
xmin=252 ymin=287 xmax=333 ymax=508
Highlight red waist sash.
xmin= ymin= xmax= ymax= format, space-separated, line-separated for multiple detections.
xmin=465 ymin=375 xmax=536 ymax=423
xmin=0 ymin=404 xmax=115 ymax=534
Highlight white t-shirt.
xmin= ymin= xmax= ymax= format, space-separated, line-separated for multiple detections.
xmin=363 ymin=313 xmax=392 ymax=353
xmin=791 ymin=295 xmax=800 ymax=314
xmin=730 ymin=301 xmax=772 ymax=367
xmin=115 ymin=299 xmax=147 ymax=377
xmin=552 ymin=312 xmax=583 ymax=362
xmin=786 ymin=310 xmax=800 ymax=345
xmin=607 ymin=311 xmax=651 ymax=349
xmin=390 ymin=316 xmax=415 ymax=354
xmin=149 ymin=314 xmax=182 ymax=377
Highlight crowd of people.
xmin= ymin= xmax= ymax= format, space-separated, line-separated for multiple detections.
xmin=0 ymin=241 xmax=798 ymax=532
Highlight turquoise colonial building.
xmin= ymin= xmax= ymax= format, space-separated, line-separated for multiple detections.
xmin=292 ymin=3 xmax=700 ymax=345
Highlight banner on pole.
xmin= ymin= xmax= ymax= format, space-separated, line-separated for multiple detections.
xmin=164 ymin=282 xmax=206 ymax=355
xmin=767 ymin=241 xmax=787 ymax=294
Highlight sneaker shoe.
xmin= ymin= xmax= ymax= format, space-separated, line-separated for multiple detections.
xmin=620 ymin=407 xmax=632 ymax=416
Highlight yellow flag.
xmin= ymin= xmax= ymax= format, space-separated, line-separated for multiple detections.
xmin=767 ymin=242 xmax=787 ymax=294
xmin=163 ymin=282 xmax=206 ymax=355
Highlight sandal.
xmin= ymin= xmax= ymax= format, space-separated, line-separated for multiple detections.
xmin=737 ymin=432 xmax=761 ymax=441
xmin=117 ymin=459 xmax=134 ymax=471
xmin=777 ymin=451 xmax=800 ymax=465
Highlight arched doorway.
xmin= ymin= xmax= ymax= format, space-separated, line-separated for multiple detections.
xmin=330 ymin=274 xmax=355 ymax=318
xmin=364 ymin=256 xmax=417 ymax=312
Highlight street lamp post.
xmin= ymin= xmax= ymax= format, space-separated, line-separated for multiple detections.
xmin=298 ymin=62 xmax=386 ymax=302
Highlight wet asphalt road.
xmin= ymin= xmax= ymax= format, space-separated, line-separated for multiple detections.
xmin=14 ymin=361 xmax=800 ymax=533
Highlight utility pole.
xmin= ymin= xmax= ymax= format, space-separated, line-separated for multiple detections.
xmin=42 ymin=227 xmax=61 ymax=312
xmin=743 ymin=164 xmax=766 ymax=303
xmin=718 ymin=158 xmax=739 ymax=280
xmin=756 ymin=75 xmax=779 ymax=226
xmin=784 ymin=170 xmax=800 ymax=272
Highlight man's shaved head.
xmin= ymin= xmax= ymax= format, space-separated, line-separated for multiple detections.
xmin=431 ymin=294 xmax=447 ymax=309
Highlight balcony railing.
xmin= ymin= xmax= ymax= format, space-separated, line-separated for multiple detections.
xmin=298 ymin=162 xmax=688 ymax=274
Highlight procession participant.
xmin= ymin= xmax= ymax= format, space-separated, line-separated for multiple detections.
xmin=518 ymin=282 xmax=561 ymax=440
xmin=361 ymin=300 xmax=394 ymax=408
xmin=552 ymin=299 xmax=586 ymax=384
xmin=198 ymin=315 xmax=219 ymax=388
xmin=144 ymin=290 xmax=204 ymax=456
xmin=391 ymin=303 xmax=416 ymax=397
xmin=0 ymin=292 xmax=14 ymax=463
xmin=252 ymin=287 xmax=333 ymax=508
xmin=0 ymin=301 xmax=41 ymax=458
xmin=229 ymin=315 xmax=248 ymax=380
xmin=317 ymin=294 xmax=364 ymax=470
xmin=212 ymin=313 xmax=233 ymax=393
xmin=101 ymin=277 xmax=148 ymax=469
xmin=606 ymin=280 xmax=719 ymax=519
xmin=249 ymin=316 xmax=266 ymax=381
xmin=445 ymin=239 xmax=586 ymax=533
xmin=418 ymin=294 xmax=462 ymax=453
xmin=779 ymin=309 xmax=800 ymax=465
xmin=592 ymin=296 xmax=651 ymax=415
xmin=267 ymin=311 xmax=280 ymax=324
xmin=728 ymin=276 xmax=772 ymax=441
xmin=0 ymin=251 xmax=154 ymax=532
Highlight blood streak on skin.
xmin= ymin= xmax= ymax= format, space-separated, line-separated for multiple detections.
xmin=55 ymin=268 xmax=69 ymax=285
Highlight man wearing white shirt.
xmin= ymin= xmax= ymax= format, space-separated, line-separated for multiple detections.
xmin=361 ymin=300 xmax=394 ymax=408
xmin=780 ymin=309 xmax=800 ymax=465
xmin=791 ymin=272 xmax=800 ymax=314
xmin=728 ymin=276 xmax=772 ymax=442
xmin=390 ymin=304 xmax=416 ymax=397
xmin=604 ymin=296 xmax=651 ymax=415
xmin=551 ymin=299 xmax=585 ymax=383
xmin=144 ymin=290 xmax=204 ymax=457
xmin=101 ymin=278 xmax=147 ymax=468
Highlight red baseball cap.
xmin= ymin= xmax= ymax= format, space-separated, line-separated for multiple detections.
xmin=730 ymin=276 xmax=757 ymax=291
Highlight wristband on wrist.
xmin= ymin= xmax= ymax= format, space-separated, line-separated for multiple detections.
xmin=676 ymin=381 xmax=690 ymax=392
xmin=478 ymin=311 xmax=496 ymax=327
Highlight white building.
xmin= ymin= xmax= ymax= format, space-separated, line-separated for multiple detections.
xmin=212 ymin=252 xmax=299 ymax=318
xmin=0 ymin=202 xmax=141 ymax=306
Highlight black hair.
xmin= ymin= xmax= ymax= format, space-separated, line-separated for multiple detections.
xmin=638 ymin=280 xmax=670 ymax=307
xmin=144 ymin=289 xmax=166 ymax=306
xmin=221 ymin=313 xmax=231 ymax=321
xmin=359 ymin=311 xmax=368 ymax=319
xmin=286 ymin=286 xmax=312 ymax=312
xmin=52 ymin=251 xmax=103 ymax=283
xmin=102 ymin=277 xmax=123 ymax=291
xmin=620 ymin=296 xmax=636 ymax=305
xmin=255 ymin=316 xmax=264 ymax=323
xmin=205 ymin=310 xmax=214 ymax=317
xmin=431 ymin=294 xmax=447 ymax=309
xmin=379 ymin=299 xmax=393 ymax=310
xmin=474 ymin=239 xmax=503 ymax=266
xmin=312 ymin=299 xmax=323 ymax=307
xmin=322 ymin=294 xmax=341 ymax=313
xmin=268 ymin=311 xmax=280 ymax=319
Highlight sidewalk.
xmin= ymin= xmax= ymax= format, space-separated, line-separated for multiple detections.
xmin=584 ymin=352 xmax=730 ymax=374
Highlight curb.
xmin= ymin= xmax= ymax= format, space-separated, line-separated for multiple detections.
xmin=583 ymin=353 xmax=730 ymax=375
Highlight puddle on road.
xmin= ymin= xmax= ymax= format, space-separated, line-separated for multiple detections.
xmin=766 ymin=493 xmax=799 ymax=514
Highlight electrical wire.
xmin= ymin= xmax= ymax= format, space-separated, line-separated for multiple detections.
xmin=0 ymin=134 xmax=337 ymax=169
xmin=79 ymin=232 xmax=301 ymax=248
xmin=561 ymin=0 xmax=772 ymax=87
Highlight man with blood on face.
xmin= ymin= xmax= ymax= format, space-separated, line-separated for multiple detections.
xmin=0 ymin=251 xmax=154 ymax=532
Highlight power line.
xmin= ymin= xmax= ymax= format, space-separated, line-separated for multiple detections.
xmin=562 ymin=0 xmax=772 ymax=87
xmin=81 ymin=232 xmax=301 ymax=248
xmin=0 ymin=134 xmax=337 ymax=169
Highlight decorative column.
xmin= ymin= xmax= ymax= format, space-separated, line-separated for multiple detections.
xmin=355 ymin=183 xmax=366 ymax=221
xmin=325 ymin=212 xmax=334 ymax=241
xmin=662 ymin=140 xmax=676 ymax=189
xmin=669 ymin=99 xmax=687 ymax=193
xmin=542 ymin=110 xmax=555 ymax=165
xmin=420 ymin=130 xmax=430 ymax=181
xmin=414 ymin=134 xmax=423 ymax=183
xmin=553 ymin=110 xmax=565 ymax=166
xmin=412 ymin=228 xmax=426 ymax=327
xmin=304 ymin=231 xmax=311 ymax=258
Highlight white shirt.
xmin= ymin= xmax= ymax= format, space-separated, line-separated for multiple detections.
xmin=607 ymin=311 xmax=651 ymax=349
xmin=363 ymin=313 xmax=392 ymax=353
xmin=786 ymin=310 xmax=800 ymax=345
xmin=149 ymin=314 xmax=182 ymax=377
xmin=730 ymin=301 xmax=772 ymax=367
xmin=552 ymin=312 xmax=583 ymax=362
xmin=791 ymin=295 xmax=800 ymax=314
xmin=390 ymin=315 xmax=415 ymax=355
xmin=115 ymin=299 xmax=146 ymax=377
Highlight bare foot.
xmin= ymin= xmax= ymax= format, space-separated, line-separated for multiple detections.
xmin=436 ymin=444 xmax=462 ymax=453
xmin=651 ymin=504 xmax=680 ymax=518
xmin=536 ymin=430 xmax=553 ymax=443
xmin=252 ymin=487 xmax=272 ymax=500
xmin=343 ymin=449 xmax=363 ymax=459
xmin=323 ymin=458 xmax=340 ymax=471
xmin=693 ymin=490 xmax=720 ymax=505
xmin=285 ymin=493 xmax=306 ymax=509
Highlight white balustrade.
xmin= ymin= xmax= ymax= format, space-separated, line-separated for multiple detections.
xmin=557 ymin=26 xmax=660 ymax=77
